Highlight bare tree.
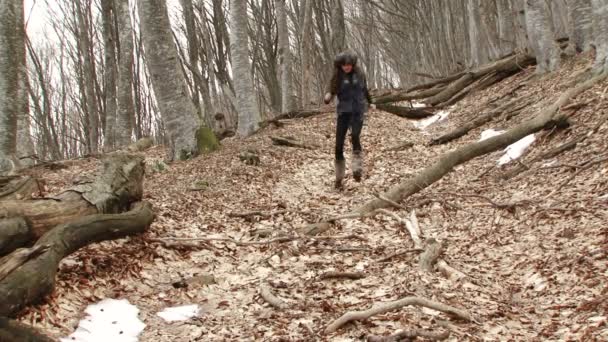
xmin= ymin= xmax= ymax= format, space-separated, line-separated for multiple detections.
xmin=525 ymin=0 xmax=560 ymax=73
xmin=592 ymin=0 xmax=608 ymax=72
xmin=16 ymin=0 xmax=35 ymax=163
xmin=101 ymin=0 xmax=118 ymax=150
xmin=277 ymin=0 xmax=294 ymax=113
xmin=566 ymin=0 xmax=593 ymax=52
xmin=229 ymin=0 xmax=260 ymax=136
xmin=138 ymin=0 xmax=218 ymax=159
xmin=300 ymin=0 xmax=314 ymax=107
xmin=0 ymin=0 xmax=21 ymax=174
xmin=115 ymin=0 xmax=134 ymax=147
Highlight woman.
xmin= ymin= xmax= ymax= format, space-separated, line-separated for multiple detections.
xmin=324 ymin=51 xmax=375 ymax=189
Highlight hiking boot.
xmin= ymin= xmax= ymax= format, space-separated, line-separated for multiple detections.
xmin=352 ymin=151 xmax=363 ymax=182
xmin=335 ymin=159 xmax=346 ymax=189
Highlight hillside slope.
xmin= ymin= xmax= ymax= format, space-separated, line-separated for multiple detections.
xmin=21 ymin=54 xmax=607 ymax=341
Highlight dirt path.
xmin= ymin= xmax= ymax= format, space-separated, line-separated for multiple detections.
xmin=22 ymin=56 xmax=608 ymax=341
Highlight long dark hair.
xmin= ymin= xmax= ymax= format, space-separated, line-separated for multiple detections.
xmin=328 ymin=51 xmax=362 ymax=95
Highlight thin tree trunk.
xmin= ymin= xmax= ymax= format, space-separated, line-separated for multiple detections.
xmin=277 ymin=0 xmax=294 ymax=113
xmin=15 ymin=1 xmax=34 ymax=164
xmin=497 ymin=0 xmax=516 ymax=56
xmin=592 ymin=0 xmax=608 ymax=72
xmin=115 ymin=0 xmax=135 ymax=147
xmin=101 ymin=0 xmax=118 ymax=151
xmin=300 ymin=0 xmax=314 ymax=107
xmin=229 ymin=0 xmax=261 ymax=136
xmin=0 ymin=1 xmax=20 ymax=175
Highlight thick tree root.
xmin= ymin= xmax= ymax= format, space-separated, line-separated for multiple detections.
xmin=270 ymin=136 xmax=318 ymax=150
xmin=367 ymin=328 xmax=450 ymax=342
xmin=0 ymin=202 xmax=154 ymax=317
xmin=0 ymin=217 xmax=32 ymax=256
xmin=376 ymin=104 xmax=434 ymax=119
xmin=259 ymin=282 xmax=288 ymax=310
xmin=0 ymin=317 xmax=54 ymax=342
xmin=325 ymin=296 xmax=472 ymax=334
xmin=0 ymin=176 xmax=40 ymax=200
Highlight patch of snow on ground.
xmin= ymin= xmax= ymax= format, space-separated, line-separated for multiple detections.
xmin=156 ymin=305 xmax=201 ymax=322
xmin=412 ymin=101 xmax=427 ymax=108
xmin=479 ymin=129 xmax=506 ymax=141
xmin=414 ymin=110 xmax=450 ymax=130
xmin=60 ymin=299 xmax=145 ymax=342
xmin=479 ymin=129 xmax=536 ymax=165
xmin=498 ymin=134 xmax=535 ymax=165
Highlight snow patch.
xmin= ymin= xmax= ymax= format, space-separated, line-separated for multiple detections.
xmin=60 ymin=299 xmax=145 ymax=342
xmin=156 ymin=305 xmax=201 ymax=322
xmin=479 ymin=129 xmax=535 ymax=165
xmin=412 ymin=101 xmax=427 ymax=108
xmin=414 ymin=110 xmax=450 ymax=130
xmin=498 ymin=134 xmax=535 ymax=165
xmin=479 ymin=129 xmax=506 ymax=141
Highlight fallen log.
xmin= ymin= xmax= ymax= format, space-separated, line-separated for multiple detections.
xmin=0 ymin=153 xmax=144 ymax=240
xmin=127 ymin=137 xmax=154 ymax=152
xmin=0 ymin=218 xmax=32 ymax=256
xmin=373 ymin=87 xmax=445 ymax=105
xmin=419 ymin=238 xmax=443 ymax=272
xmin=270 ymin=136 xmax=318 ymax=150
xmin=375 ymin=104 xmax=434 ymax=119
xmin=0 ymin=176 xmax=40 ymax=200
xmin=0 ymin=201 xmax=154 ymax=317
xmin=430 ymin=98 xmax=532 ymax=145
xmin=355 ymin=72 xmax=606 ymax=214
xmin=425 ymin=73 xmax=475 ymax=106
xmin=0 ymin=317 xmax=54 ymax=342
xmin=259 ymin=282 xmax=289 ymax=310
xmin=325 ymin=296 xmax=472 ymax=334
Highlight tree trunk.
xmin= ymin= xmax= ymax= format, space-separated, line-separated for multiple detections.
xmin=592 ymin=0 xmax=608 ymax=72
xmin=300 ymin=0 xmax=314 ymax=107
xmin=277 ymin=0 xmax=294 ymax=113
xmin=331 ymin=0 xmax=346 ymax=55
xmin=525 ymin=0 xmax=561 ymax=73
xmin=551 ymin=0 xmax=570 ymax=40
xmin=115 ymin=0 xmax=135 ymax=147
xmin=229 ymin=0 xmax=261 ymax=136
xmin=180 ymin=0 xmax=205 ymax=120
xmin=0 ymin=0 xmax=20 ymax=175
xmin=101 ymin=0 xmax=118 ymax=151
xmin=15 ymin=0 xmax=34 ymax=165
xmin=566 ymin=0 xmax=593 ymax=52
xmin=497 ymin=0 xmax=516 ymax=56
xmin=467 ymin=0 xmax=491 ymax=67
xmin=138 ymin=0 xmax=217 ymax=159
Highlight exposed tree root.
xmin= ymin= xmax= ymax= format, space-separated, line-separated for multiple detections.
xmin=419 ymin=238 xmax=443 ymax=272
xmin=0 ymin=217 xmax=32 ymax=256
xmin=383 ymin=141 xmax=414 ymax=152
xmin=259 ymin=282 xmax=288 ymax=309
xmin=0 ymin=202 xmax=154 ymax=317
xmin=0 ymin=176 xmax=40 ymax=200
xmin=367 ymin=328 xmax=450 ymax=342
xmin=0 ymin=245 xmax=49 ymax=282
xmin=319 ymin=272 xmax=366 ymax=280
xmin=325 ymin=296 xmax=472 ymax=334
xmin=0 ymin=317 xmax=54 ymax=342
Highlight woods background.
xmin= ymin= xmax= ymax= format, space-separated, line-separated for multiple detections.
xmin=1 ymin=0 xmax=607 ymax=169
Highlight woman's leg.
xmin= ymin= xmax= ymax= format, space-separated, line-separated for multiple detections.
xmin=334 ymin=113 xmax=350 ymax=188
xmin=350 ymin=113 xmax=364 ymax=181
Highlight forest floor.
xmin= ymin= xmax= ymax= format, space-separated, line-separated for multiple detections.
xmin=21 ymin=54 xmax=607 ymax=341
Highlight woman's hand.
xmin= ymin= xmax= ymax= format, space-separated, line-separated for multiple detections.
xmin=369 ymin=104 xmax=377 ymax=111
xmin=324 ymin=93 xmax=333 ymax=104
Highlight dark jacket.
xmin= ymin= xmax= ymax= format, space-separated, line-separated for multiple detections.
xmin=326 ymin=52 xmax=372 ymax=114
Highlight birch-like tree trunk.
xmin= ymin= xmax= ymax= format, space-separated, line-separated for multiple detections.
xmin=229 ymin=0 xmax=260 ymax=136
xmin=15 ymin=0 xmax=34 ymax=163
xmin=497 ymin=0 xmax=516 ymax=56
xmin=331 ymin=0 xmax=346 ymax=55
xmin=0 ymin=0 xmax=20 ymax=174
xmin=591 ymin=0 xmax=608 ymax=72
xmin=277 ymin=0 xmax=294 ymax=113
xmin=467 ymin=0 xmax=491 ymax=66
xmin=139 ymin=0 xmax=218 ymax=159
xmin=115 ymin=0 xmax=134 ymax=147
xmin=566 ymin=0 xmax=593 ymax=52
xmin=101 ymin=0 xmax=118 ymax=150
xmin=300 ymin=0 xmax=314 ymax=107
xmin=525 ymin=0 xmax=560 ymax=73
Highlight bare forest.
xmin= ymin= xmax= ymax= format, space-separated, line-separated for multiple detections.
xmin=1 ymin=0 xmax=607 ymax=341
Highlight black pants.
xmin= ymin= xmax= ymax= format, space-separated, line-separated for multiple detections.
xmin=335 ymin=112 xmax=363 ymax=161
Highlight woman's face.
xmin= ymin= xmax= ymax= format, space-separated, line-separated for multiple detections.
xmin=341 ymin=64 xmax=353 ymax=73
